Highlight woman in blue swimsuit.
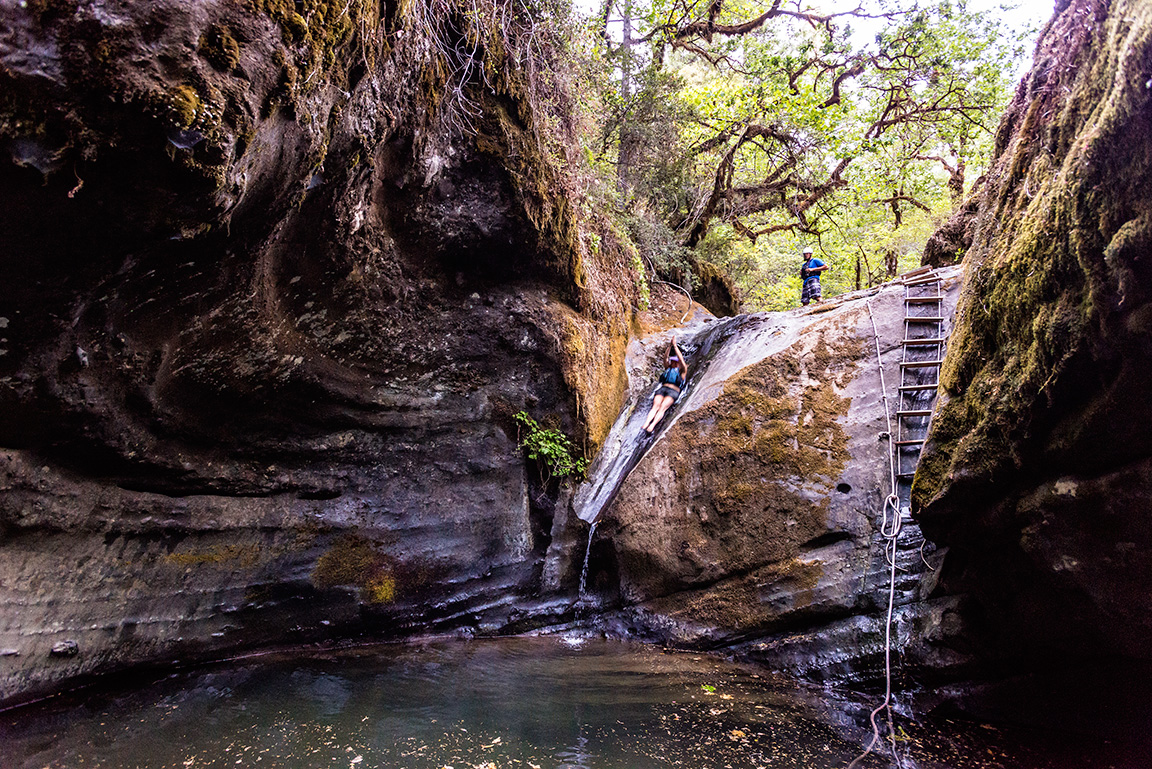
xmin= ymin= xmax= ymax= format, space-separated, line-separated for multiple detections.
xmin=642 ymin=337 xmax=688 ymax=433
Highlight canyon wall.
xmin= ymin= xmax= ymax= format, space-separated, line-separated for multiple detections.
xmin=913 ymin=0 xmax=1152 ymax=674
xmin=4 ymin=0 xmax=1151 ymax=735
xmin=0 ymin=0 xmax=636 ymax=705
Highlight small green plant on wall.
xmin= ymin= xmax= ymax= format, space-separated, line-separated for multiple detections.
xmin=514 ymin=411 xmax=588 ymax=485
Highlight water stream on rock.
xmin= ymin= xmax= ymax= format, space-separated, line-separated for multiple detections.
xmin=578 ymin=520 xmax=598 ymax=600
xmin=0 ymin=637 xmax=1132 ymax=769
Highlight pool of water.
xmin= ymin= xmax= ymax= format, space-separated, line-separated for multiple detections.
xmin=0 ymin=637 xmax=1143 ymax=768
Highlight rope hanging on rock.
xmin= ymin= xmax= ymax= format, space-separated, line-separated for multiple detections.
xmin=847 ymin=301 xmax=905 ymax=769
xmin=642 ymin=253 xmax=695 ymax=323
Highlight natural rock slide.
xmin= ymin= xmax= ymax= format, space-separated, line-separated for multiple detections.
xmin=572 ymin=268 xmax=965 ymax=691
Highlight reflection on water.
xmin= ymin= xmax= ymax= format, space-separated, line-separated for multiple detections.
xmin=0 ymin=638 xmax=1141 ymax=769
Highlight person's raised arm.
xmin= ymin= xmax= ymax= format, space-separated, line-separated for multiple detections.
xmin=671 ymin=338 xmax=687 ymax=376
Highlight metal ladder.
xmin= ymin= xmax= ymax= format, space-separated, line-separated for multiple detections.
xmin=893 ymin=270 xmax=946 ymax=488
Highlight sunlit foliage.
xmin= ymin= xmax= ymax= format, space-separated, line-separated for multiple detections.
xmin=578 ymin=0 xmax=1033 ymax=308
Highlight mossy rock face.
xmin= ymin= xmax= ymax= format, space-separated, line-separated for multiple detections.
xmin=199 ymin=24 xmax=242 ymax=71
xmin=168 ymin=84 xmax=203 ymax=128
xmin=0 ymin=0 xmax=640 ymax=707
xmin=313 ymin=534 xmax=397 ymax=604
xmin=917 ymin=0 xmax=1152 ymax=504
xmin=914 ymin=0 xmax=1152 ymax=665
xmin=921 ymin=180 xmax=983 ymax=268
xmin=242 ymin=0 xmax=367 ymax=83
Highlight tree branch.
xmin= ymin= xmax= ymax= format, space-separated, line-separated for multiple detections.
xmin=872 ymin=194 xmax=932 ymax=213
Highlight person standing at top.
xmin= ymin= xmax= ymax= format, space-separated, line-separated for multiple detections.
xmin=800 ymin=246 xmax=828 ymax=306
xmin=642 ymin=337 xmax=688 ymax=434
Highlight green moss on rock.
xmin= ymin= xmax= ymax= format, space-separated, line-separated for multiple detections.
xmin=242 ymin=0 xmax=371 ymax=91
xmin=169 ymin=85 xmax=202 ymax=128
xmin=199 ymin=25 xmax=242 ymax=71
xmin=678 ymin=331 xmax=857 ymax=519
xmin=312 ymin=534 xmax=396 ymax=604
xmin=914 ymin=0 xmax=1152 ymax=511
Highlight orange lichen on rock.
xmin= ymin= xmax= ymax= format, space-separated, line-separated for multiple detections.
xmin=541 ymin=299 xmax=631 ymax=454
xmin=164 ymin=543 xmax=260 ymax=569
xmin=312 ymin=534 xmax=396 ymax=604
xmin=606 ymin=324 xmax=863 ymax=618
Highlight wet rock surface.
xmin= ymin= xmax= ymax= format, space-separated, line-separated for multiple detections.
xmin=0 ymin=0 xmax=635 ymax=706
xmin=3 ymin=0 xmax=1152 ymax=747
xmin=576 ymin=272 xmax=969 ymax=688
xmin=912 ymin=0 xmax=1152 ymax=692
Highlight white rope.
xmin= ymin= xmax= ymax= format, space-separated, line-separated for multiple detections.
xmin=654 ymin=277 xmax=694 ymax=324
xmin=641 ymin=253 xmax=695 ymax=323
xmin=867 ymin=301 xmax=903 ymax=552
xmin=920 ymin=538 xmax=937 ymax=571
xmin=847 ymin=301 xmax=905 ymax=769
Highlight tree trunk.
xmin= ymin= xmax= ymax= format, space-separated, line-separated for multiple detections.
xmin=616 ymin=0 xmax=641 ymax=195
xmin=948 ymin=136 xmax=968 ymax=209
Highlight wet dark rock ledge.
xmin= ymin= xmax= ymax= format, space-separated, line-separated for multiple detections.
xmin=0 ymin=0 xmax=636 ymax=706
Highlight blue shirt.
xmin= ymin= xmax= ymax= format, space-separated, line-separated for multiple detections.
xmin=802 ymin=258 xmax=825 ymax=283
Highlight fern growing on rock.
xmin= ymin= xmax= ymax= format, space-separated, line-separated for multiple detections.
xmin=514 ymin=411 xmax=588 ymax=485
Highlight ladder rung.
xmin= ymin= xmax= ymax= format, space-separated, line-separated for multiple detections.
xmin=898 ymin=384 xmax=938 ymax=392
xmin=905 ymin=316 xmax=946 ymax=322
xmin=904 ymin=275 xmax=942 ymax=287
xmin=899 ymin=267 xmax=933 ymax=280
xmin=899 ymin=360 xmax=943 ymax=367
xmin=897 ymin=409 xmax=933 ymax=417
xmin=895 ymin=439 xmax=926 ymax=446
xmin=897 ymin=471 xmax=916 ymax=478
xmin=901 ymin=338 xmax=946 ymax=345
xmin=905 ymin=296 xmax=943 ymax=303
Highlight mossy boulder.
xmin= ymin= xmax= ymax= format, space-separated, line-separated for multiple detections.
xmin=587 ymin=278 xmax=959 ymax=655
xmin=920 ymin=178 xmax=983 ymax=268
xmin=914 ymin=0 xmax=1152 ymax=668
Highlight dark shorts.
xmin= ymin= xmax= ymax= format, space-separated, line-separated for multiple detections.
xmin=655 ymin=385 xmax=680 ymax=401
xmin=801 ymin=278 xmax=822 ymax=305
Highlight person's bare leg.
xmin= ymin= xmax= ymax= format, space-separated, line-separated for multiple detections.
xmin=645 ymin=396 xmax=673 ymax=433
xmin=642 ymin=399 xmax=662 ymax=432
xmin=646 ymin=405 xmax=668 ymax=432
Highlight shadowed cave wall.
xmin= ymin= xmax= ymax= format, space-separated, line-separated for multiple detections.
xmin=0 ymin=0 xmax=635 ymax=705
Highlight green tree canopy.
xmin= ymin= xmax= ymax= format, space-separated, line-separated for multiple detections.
xmin=584 ymin=0 xmax=1031 ymax=306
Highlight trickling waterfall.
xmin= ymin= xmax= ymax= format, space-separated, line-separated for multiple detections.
xmin=577 ymin=520 xmax=598 ymax=599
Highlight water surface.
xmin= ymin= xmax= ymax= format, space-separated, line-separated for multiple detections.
xmin=0 ymin=638 xmax=1140 ymax=768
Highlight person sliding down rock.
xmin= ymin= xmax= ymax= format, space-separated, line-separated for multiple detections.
xmin=799 ymin=245 xmax=828 ymax=306
xmin=642 ymin=337 xmax=688 ymax=434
